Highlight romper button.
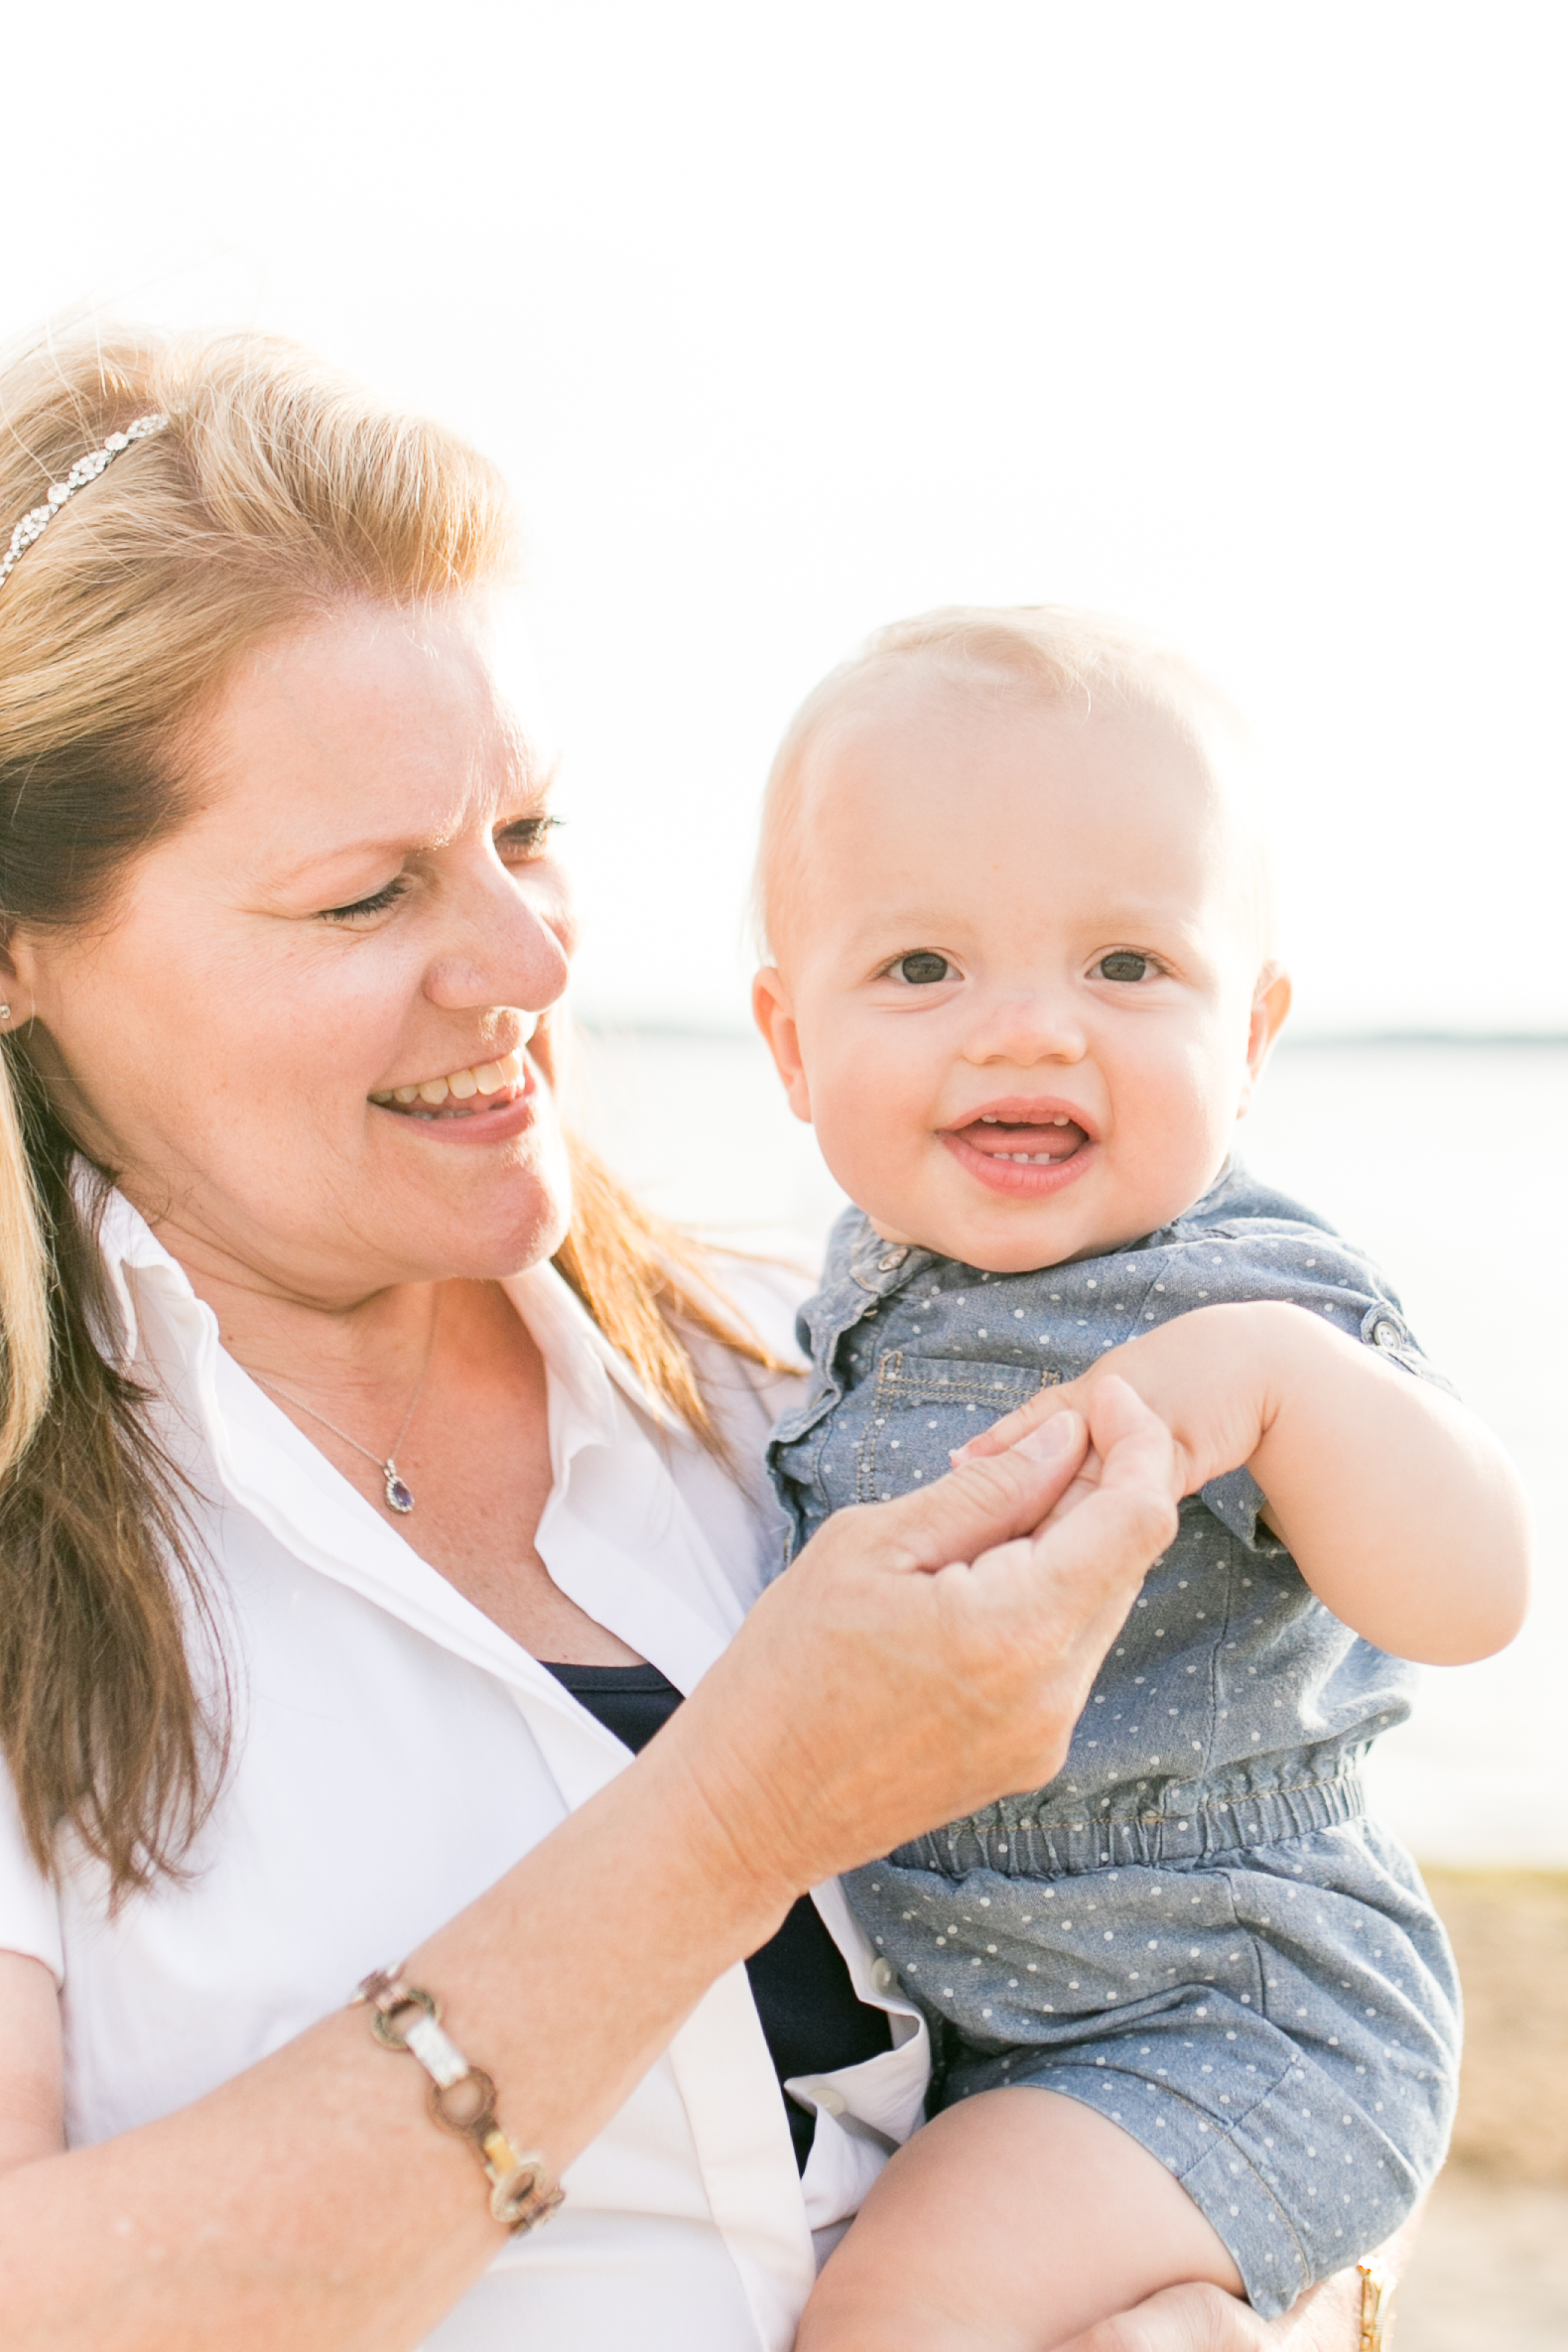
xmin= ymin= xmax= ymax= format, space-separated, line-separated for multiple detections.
xmin=879 ymin=1249 xmax=908 ymax=1271
xmin=817 ymin=2084 xmax=848 ymax=2116
xmin=1372 ymin=1318 xmax=1400 ymax=1350
xmin=871 ymin=1959 xmax=897 ymax=1993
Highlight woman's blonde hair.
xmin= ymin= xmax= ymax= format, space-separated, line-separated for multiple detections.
xmin=0 ymin=327 xmax=778 ymax=1897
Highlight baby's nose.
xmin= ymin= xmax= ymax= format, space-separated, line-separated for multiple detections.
xmin=964 ymin=994 xmax=1088 ymax=1064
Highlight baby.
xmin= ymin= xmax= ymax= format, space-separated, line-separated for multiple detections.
xmin=750 ymin=608 xmax=1531 ymax=2347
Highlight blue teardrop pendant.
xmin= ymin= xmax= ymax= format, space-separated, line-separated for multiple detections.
xmin=384 ymin=1464 xmax=415 ymax=1513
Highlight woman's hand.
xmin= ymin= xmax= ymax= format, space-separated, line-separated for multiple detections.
xmin=1059 ymin=2222 xmax=1411 ymax=2352
xmin=669 ymin=1375 xmax=1179 ymax=1903
xmin=1056 ymin=2277 xmax=1342 ymax=2351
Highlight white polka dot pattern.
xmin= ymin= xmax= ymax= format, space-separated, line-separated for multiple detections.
xmin=768 ymin=1163 xmax=1461 ymax=2313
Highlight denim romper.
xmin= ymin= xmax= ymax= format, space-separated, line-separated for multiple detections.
xmin=767 ymin=1165 xmax=1460 ymax=2317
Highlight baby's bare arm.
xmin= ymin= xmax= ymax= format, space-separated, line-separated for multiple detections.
xmin=957 ymin=1302 xmax=1530 ymax=1663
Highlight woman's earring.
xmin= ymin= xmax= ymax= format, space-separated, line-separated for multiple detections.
xmin=0 ymin=1006 xmax=11 ymax=1022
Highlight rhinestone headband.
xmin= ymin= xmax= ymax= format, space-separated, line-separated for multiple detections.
xmin=0 ymin=412 xmax=170 ymax=593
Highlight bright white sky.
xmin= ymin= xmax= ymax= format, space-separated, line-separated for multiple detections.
xmin=5 ymin=3 xmax=1565 ymax=1033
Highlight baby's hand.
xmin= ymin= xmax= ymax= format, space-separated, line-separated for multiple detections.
xmin=962 ymin=1300 xmax=1529 ymax=1663
xmin=955 ymin=1302 xmax=1284 ymax=1505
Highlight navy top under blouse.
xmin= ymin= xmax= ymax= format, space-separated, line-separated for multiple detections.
xmin=543 ymin=1659 xmax=892 ymax=2168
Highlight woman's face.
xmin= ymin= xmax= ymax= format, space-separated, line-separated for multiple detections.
xmin=8 ymin=601 xmax=578 ymax=1307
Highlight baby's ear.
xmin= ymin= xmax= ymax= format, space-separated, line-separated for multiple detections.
xmin=1239 ymin=965 xmax=1292 ymax=1111
xmin=751 ymin=967 xmax=814 ymax=1122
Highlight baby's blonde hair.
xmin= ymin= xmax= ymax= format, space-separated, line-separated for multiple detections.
xmin=755 ymin=603 xmax=1271 ymax=964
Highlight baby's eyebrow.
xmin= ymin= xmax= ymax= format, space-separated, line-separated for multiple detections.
xmin=840 ymin=905 xmax=968 ymax=945
xmin=845 ymin=903 xmax=1203 ymax=949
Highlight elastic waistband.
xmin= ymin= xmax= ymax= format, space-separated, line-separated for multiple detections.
xmin=890 ymin=1771 xmax=1368 ymax=1880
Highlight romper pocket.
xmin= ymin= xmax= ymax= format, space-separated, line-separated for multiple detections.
xmin=853 ymin=1351 xmax=1058 ymax=1503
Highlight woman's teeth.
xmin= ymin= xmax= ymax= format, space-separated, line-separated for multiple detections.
xmin=370 ymin=1050 xmax=523 ymax=1114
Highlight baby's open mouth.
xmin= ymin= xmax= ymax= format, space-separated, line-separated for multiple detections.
xmin=369 ymin=1050 xmax=527 ymax=1120
xmin=951 ymin=1111 xmax=1091 ymax=1165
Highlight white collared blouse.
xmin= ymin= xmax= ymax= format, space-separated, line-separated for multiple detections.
xmin=0 ymin=1194 xmax=930 ymax=2351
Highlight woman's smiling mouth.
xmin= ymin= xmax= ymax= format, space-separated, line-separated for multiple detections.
xmin=369 ymin=1047 xmax=531 ymax=1122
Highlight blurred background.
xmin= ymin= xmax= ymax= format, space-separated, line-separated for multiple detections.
xmin=5 ymin=5 xmax=1565 ymax=2340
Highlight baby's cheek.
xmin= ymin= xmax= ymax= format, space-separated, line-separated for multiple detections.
xmin=810 ymin=1042 xmax=940 ymax=1204
xmin=1127 ymin=1101 xmax=1236 ymax=1229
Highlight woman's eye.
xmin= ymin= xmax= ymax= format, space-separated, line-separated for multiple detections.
xmin=894 ymin=951 xmax=954 ymax=985
xmin=320 ymin=878 xmax=408 ymax=923
xmin=496 ymin=815 xmax=563 ymax=860
xmin=1097 ymin=952 xmax=1152 ymax=983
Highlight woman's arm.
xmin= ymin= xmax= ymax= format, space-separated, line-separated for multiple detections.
xmin=0 ymin=1385 xmax=1177 ymax=2352
xmin=0 ymin=1917 xmax=1415 ymax=2352
xmin=0 ymin=1954 xmax=60 ymax=2173
xmin=957 ymin=1302 xmax=1531 ymax=1662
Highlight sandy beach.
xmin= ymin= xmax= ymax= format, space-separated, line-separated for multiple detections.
xmin=1397 ymin=1873 xmax=1568 ymax=2348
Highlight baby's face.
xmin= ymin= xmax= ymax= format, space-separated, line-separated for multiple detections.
xmin=754 ymin=677 xmax=1285 ymax=1273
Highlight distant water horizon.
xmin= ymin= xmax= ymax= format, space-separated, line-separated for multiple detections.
xmin=578 ymin=1019 xmax=1568 ymax=1049
xmin=572 ymin=1026 xmax=1568 ymax=1872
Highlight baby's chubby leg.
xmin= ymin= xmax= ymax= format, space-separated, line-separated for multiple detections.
xmin=797 ymin=2086 xmax=1244 ymax=2352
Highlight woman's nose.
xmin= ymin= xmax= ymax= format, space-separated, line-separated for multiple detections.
xmin=423 ymin=872 xmax=574 ymax=1015
xmin=962 ymin=990 xmax=1088 ymax=1069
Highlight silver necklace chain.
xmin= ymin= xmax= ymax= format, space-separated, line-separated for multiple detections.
xmin=244 ymin=1310 xmax=439 ymax=1516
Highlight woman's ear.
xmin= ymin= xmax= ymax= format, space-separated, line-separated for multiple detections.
xmin=1237 ymin=964 xmax=1292 ymax=1117
xmin=751 ymin=967 xmax=814 ymax=1123
xmin=0 ymin=926 xmax=37 ymax=1033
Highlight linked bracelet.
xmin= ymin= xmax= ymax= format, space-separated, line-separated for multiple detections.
xmin=353 ymin=1966 xmax=565 ymax=2233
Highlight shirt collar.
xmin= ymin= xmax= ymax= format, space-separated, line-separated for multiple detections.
xmin=90 ymin=1182 xmax=729 ymax=1722
xmin=93 ymin=1178 xmax=191 ymax=1364
xmin=93 ymin=1177 xmax=685 ymax=1433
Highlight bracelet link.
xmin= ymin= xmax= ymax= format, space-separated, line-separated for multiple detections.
xmin=483 ymin=2142 xmax=567 ymax=2231
xmin=1357 ymin=2256 xmax=1394 ymax=2351
xmin=353 ymin=1966 xmax=564 ymax=2236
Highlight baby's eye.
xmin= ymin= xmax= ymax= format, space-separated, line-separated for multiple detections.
xmin=893 ymin=952 xmax=954 ymax=985
xmin=1096 ymin=952 xmax=1152 ymax=983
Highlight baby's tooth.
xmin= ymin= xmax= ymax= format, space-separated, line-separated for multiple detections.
xmin=393 ymin=1086 xmax=421 ymax=1105
xmin=472 ymin=1060 xmax=505 ymax=1094
xmin=418 ymin=1077 xmax=451 ymax=1106
xmin=448 ymin=1067 xmax=480 ymax=1099
xmin=1053 ymin=1115 xmax=1069 ymax=1125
